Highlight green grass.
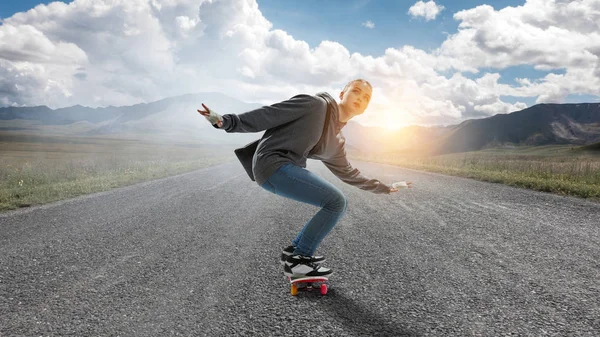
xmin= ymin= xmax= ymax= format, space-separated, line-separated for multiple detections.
xmin=0 ymin=133 xmax=236 ymax=212
xmin=349 ymin=145 xmax=600 ymax=201
xmin=3 ymin=132 xmax=599 ymax=212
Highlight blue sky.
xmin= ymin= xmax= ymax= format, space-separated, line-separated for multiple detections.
xmin=0 ymin=0 xmax=599 ymax=127
xmin=0 ymin=0 xmax=66 ymax=19
xmin=255 ymin=0 xmax=598 ymax=107
xmin=5 ymin=0 xmax=520 ymax=53
xmin=256 ymin=0 xmax=523 ymax=56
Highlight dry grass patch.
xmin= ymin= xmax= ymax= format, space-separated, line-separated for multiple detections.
xmin=350 ymin=148 xmax=600 ymax=201
xmin=0 ymin=134 xmax=235 ymax=211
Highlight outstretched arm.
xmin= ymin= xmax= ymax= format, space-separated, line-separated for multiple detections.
xmin=322 ymin=147 xmax=413 ymax=194
xmin=197 ymin=94 xmax=321 ymax=133
xmin=322 ymin=149 xmax=393 ymax=194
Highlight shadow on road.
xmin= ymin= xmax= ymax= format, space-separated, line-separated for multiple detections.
xmin=309 ymin=288 xmax=422 ymax=336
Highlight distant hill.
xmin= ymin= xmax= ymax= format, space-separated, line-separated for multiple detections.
xmin=0 ymin=92 xmax=264 ymax=145
xmin=342 ymin=122 xmax=453 ymax=153
xmin=429 ymin=103 xmax=600 ymax=155
xmin=2 ymin=95 xmax=600 ymax=154
xmin=344 ymin=103 xmax=600 ymax=155
xmin=578 ymin=141 xmax=600 ymax=152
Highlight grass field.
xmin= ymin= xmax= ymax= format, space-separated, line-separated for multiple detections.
xmin=349 ymin=145 xmax=600 ymax=201
xmin=2 ymin=132 xmax=599 ymax=212
xmin=0 ymin=133 xmax=236 ymax=212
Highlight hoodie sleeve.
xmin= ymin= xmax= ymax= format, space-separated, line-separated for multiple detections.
xmin=322 ymin=146 xmax=392 ymax=194
xmin=221 ymin=94 xmax=318 ymax=133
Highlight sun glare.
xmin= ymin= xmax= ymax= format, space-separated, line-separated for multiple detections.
xmin=357 ymin=107 xmax=413 ymax=131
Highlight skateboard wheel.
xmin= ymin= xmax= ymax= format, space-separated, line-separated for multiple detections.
xmin=320 ymin=283 xmax=327 ymax=295
xmin=291 ymin=284 xmax=298 ymax=296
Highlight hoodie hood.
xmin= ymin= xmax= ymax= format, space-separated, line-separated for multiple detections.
xmin=316 ymin=92 xmax=346 ymax=132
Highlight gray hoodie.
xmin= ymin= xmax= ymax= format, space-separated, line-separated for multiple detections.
xmin=221 ymin=92 xmax=392 ymax=194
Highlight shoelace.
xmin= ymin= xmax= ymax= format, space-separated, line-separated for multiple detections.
xmin=294 ymin=255 xmax=319 ymax=269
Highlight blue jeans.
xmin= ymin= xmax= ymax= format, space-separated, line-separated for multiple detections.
xmin=260 ymin=163 xmax=347 ymax=257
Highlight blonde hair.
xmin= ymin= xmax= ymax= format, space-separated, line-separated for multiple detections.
xmin=342 ymin=79 xmax=372 ymax=93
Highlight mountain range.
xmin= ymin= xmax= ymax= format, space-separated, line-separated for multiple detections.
xmin=342 ymin=102 xmax=600 ymax=155
xmin=1 ymin=93 xmax=600 ymax=155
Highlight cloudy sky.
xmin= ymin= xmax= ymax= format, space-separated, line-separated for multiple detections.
xmin=1 ymin=0 xmax=599 ymax=128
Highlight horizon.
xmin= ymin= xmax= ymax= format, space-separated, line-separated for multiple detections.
xmin=4 ymin=91 xmax=600 ymax=131
xmin=1 ymin=0 xmax=599 ymax=129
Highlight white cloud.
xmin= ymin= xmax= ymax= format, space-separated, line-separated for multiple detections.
xmin=437 ymin=0 xmax=600 ymax=104
xmin=175 ymin=15 xmax=199 ymax=35
xmin=0 ymin=0 xmax=598 ymax=127
xmin=362 ymin=20 xmax=374 ymax=29
xmin=1 ymin=0 xmax=184 ymax=107
xmin=0 ymin=23 xmax=87 ymax=64
xmin=408 ymin=1 xmax=445 ymax=21
xmin=442 ymin=2 xmax=600 ymax=71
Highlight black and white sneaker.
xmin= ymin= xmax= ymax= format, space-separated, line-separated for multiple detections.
xmin=283 ymin=254 xmax=333 ymax=278
xmin=280 ymin=245 xmax=326 ymax=265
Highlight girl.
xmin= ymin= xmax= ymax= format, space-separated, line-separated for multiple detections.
xmin=197 ymin=79 xmax=412 ymax=277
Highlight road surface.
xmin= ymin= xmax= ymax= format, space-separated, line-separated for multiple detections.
xmin=1 ymin=160 xmax=599 ymax=336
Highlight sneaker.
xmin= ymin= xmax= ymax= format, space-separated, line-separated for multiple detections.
xmin=280 ymin=245 xmax=326 ymax=265
xmin=283 ymin=254 xmax=333 ymax=278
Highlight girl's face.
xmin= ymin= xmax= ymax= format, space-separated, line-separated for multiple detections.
xmin=340 ymin=82 xmax=372 ymax=117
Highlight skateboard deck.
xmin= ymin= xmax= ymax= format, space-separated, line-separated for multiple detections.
xmin=287 ymin=276 xmax=329 ymax=296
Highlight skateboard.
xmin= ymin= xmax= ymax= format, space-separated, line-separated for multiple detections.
xmin=287 ymin=276 xmax=329 ymax=296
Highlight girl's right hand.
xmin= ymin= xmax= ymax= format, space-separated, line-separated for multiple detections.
xmin=197 ymin=103 xmax=223 ymax=128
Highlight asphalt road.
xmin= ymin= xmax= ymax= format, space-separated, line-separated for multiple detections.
xmin=1 ymin=159 xmax=599 ymax=336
